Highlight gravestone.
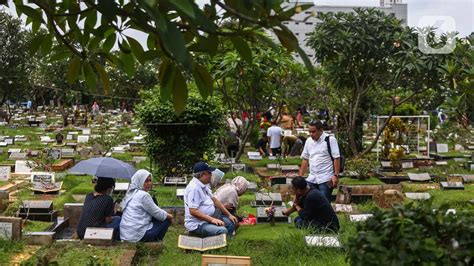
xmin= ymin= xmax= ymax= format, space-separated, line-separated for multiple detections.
xmin=429 ymin=142 xmax=437 ymax=153
xmin=247 ymin=182 xmax=258 ymax=192
xmin=349 ymin=214 xmax=373 ymax=222
xmin=91 ymin=143 xmax=103 ymax=155
xmin=112 ymin=146 xmax=125 ymax=153
xmin=247 ymin=151 xmax=260 ymax=157
xmin=255 ymin=193 xmax=282 ymax=206
xmin=18 ymin=200 xmax=58 ymax=222
xmin=305 ymin=236 xmax=341 ymax=248
xmin=440 ymin=182 xmax=464 ymax=190
xmin=408 ymin=173 xmax=431 ymax=182
xmin=14 ymin=160 xmax=33 ymax=174
xmin=381 ymin=161 xmax=391 ymax=168
xmin=0 ymin=142 xmax=7 ymax=147
xmin=401 ymin=161 xmax=414 ymax=169
xmin=83 ymin=228 xmax=114 ymax=246
xmin=113 ymin=183 xmax=129 ymax=194
xmin=4 ymin=138 xmax=14 ymax=145
xmin=454 ymin=144 xmax=464 ymax=151
xmin=231 ymin=164 xmax=246 ymax=172
xmin=0 ymin=217 xmax=22 ymax=240
xmin=63 ymin=203 xmax=83 ymax=229
xmin=176 ymin=188 xmax=185 ymax=200
xmin=8 ymin=148 xmax=21 ymax=154
xmin=271 ymin=176 xmax=291 ymax=186
xmin=164 ymin=176 xmax=187 ymax=186
xmin=0 ymin=166 xmax=10 ymax=181
xmin=61 ymin=148 xmax=75 ymax=158
xmin=267 ymin=164 xmax=281 ymax=170
xmin=49 ymin=149 xmax=62 ymax=160
xmin=256 ymin=206 xmax=289 ymax=223
xmin=66 ymin=134 xmax=73 ymax=140
xmin=436 ymin=143 xmax=449 ymax=153
xmin=31 ymin=172 xmax=55 ymax=183
xmin=333 ymin=204 xmax=354 ymax=213
xmin=461 ymin=174 xmax=474 ymax=183
xmin=405 ymin=192 xmax=431 ymax=200
xmin=82 ymin=128 xmax=91 ymax=135
xmin=29 ymin=150 xmax=40 ymax=157
xmin=132 ymin=156 xmax=147 ymax=164
xmin=9 ymin=152 xmax=26 ymax=160
xmin=31 ymin=181 xmax=62 ymax=194
xmin=435 ymin=161 xmax=448 ymax=166
xmin=79 ymin=148 xmax=91 ymax=159
xmin=77 ymin=135 xmax=89 ymax=143
xmin=280 ymin=165 xmax=299 ymax=173
xmin=283 ymin=130 xmax=293 ymax=137
xmin=248 ymin=154 xmax=262 ymax=160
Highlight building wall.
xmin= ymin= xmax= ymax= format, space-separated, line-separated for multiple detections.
xmin=270 ymin=1 xmax=408 ymax=64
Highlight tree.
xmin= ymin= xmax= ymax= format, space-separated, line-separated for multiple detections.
xmin=0 ymin=10 xmax=31 ymax=120
xmin=307 ymin=9 xmax=449 ymax=156
xmin=5 ymin=0 xmax=315 ymax=113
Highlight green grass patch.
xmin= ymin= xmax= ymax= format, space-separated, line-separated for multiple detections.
xmin=0 ymin=239 xmax=24 ymax=265
xmin=23 ymin=220 xmax=52 ymax=233
xmin=338 ymin=177 xmax=384 ymax=185
xmin=429 ymin=184 xmax=474 ymax=210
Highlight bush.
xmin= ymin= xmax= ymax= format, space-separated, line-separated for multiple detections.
xmin=136 ymin=91 xmax=224 ymax=176
xmin=347 ymin=201 xmax=474 ymax=265
xmin=345 ymin=157 xmax=377 ymax=180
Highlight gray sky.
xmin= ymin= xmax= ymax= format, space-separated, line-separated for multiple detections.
xmin=314 ymin=0 xmax=473 ymax=37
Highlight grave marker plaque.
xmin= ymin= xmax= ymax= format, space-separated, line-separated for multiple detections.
xmin=0 ymin=142 xmax=7 ymax=147
xmin=247 ymin=151 xmax=260 ymax=157
xmin=256 ymin=206 xmax=289 ymax=223
xmin=405 ymin=192 xmax=431 ymax=200
xmin=66 ymin=134 xmax=73 ymax=140
xmin=178 ymin=234 xmax=227 ymax=251
xmin=176 ymin=188 xmax=185 ymax=200
xmin=231 ymin=164 xmax=246 ymax=172
xmin=113 ymin=183 xmax=129 ymax=193
xmin=281 ymin=165 xmax=299 ymax=173
xmin=132 ymin=156 xmax=147 ymax=163
xmin=31 ymin=172 xmax=55 ymax=183
xmin=61 ymin=148 xmax=75 ymax=158
xmin=440 ymin=182 xmax=464 ymax=190
xmin=435 ymin=161 xmax=448 ymax=166
xmin=77 ymin=135 xmax=89 ymax=143
xmin=305 ymin=236 xmax=341 ymax=248
xmin=408 ymin=173 xmax=431 ymax=182
xmin=82 ymin=128 xmax=91 ymax=135
xmin=84 ymin=228 xmax=114 ymax=246
xmin=247 ymin=182 xmax=257 ymax=192
xmin=4 ymin=138 xmax=13 ymax=145
xmin=164 ymin=176 xmax=187 ymax=186
xmin=266 ymin=164 xmax=281 ymax=170
xmin=255 ymin=192 xmax=282 ymax=206
xmin=0 ymin=166 xmax=11 ymax=181
xmin=248 ymin=154 xmax=262 ymax=160
xmin=349 ymin=214 xmax=373 ymax=222
xmin=334 ymin=204 xmax=353 ymax=213
xmin=15 ymin=160 xmax=33 ymax=174
xmin=49 ymin=149 xmax=61 ymax=160
xmin=9 ymin=152 xmax=26 ymax=160
xmin=401 ymin=161 xmax=414 ymax=169
xmin=0 ymin=222 xmax=13 ymax=240
xmin=381 ymin=161 xmax=391 ymax=168
xmin=436 ymin=143 xmax=449 ymax=153
xmin=8 ymin=148 xmax=21 ymax=154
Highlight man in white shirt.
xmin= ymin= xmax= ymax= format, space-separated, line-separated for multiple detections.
xmin=267 ymin=121 xmax=283 ymax=156
xmin=184 ymin=161 xmax=238 ymax=237
xmin=299 ymin=120 xmax=341 ymax=202
xmin=227 ymin=112 xmax=243 ymax=134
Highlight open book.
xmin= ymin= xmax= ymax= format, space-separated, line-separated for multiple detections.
xmin=178 ymin=234 xmax=226 ymax=251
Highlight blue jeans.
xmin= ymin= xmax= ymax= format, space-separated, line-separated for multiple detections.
xmin=140 ymin=218 xmax=171 ymax=242
xmin=308 ymin=181 xmax=333 ymax=202
xmin=190 ymin=214 xmax=235 ymax=238
xmin=106 ymin=216 xmax=121 ymax=241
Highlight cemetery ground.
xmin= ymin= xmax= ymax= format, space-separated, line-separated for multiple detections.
xmin=0 ymin=116 xmax=473 ymax=265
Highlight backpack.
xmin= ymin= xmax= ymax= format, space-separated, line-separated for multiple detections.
xmin=325 ymin=136 xmax=345 ymax=174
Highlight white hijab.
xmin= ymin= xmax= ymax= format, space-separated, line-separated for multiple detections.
xmin=121 ymin=169 xmax=150 ymax=210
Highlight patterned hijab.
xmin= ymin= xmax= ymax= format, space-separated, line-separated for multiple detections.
xmin=231 ymin=176 xmax=249 ymax=195
xmin=121 ymin=169 xmax=151 ymax=210
xmin=210 ymin=168 xmax=224 ymax=189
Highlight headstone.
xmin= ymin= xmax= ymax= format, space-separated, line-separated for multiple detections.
xmin=9 ymin=152 xmax=26 ymax=160
xmin=113 ymin=183 xmax=129 ymax=193
xmin=14 ymin=160 xmax=33 ymax=174
xmin=31 ymin=181 xmax=62 ymax=194
xmin=440 ymin=182 xmax=464 ymax=190
xmin=0 ymin=222 xmax=13 ymax=240
xmin=435 ymin=161 xmax=448 ymax=166
xmin=164 ymin=176 xmax=187 ymax=186
xmin=405 ymin=192 xmax=431 ymax=200
xmin=271 ymin=176 xmax=291 ymax=186
xmin=401 ymin=161 xmax=414 ymax=169
xmin=267 ymin=164 xmax=281 ymax=170
xmin=0 ymin=166 xmax=11 ymax=181
xmin=454 ymin=144 xmax=464 ymax=151
xmin=132 ymin=156 xmax=147 ymax=163
xmin=112 ymin=146 xmax=125 ymax=153
xmin=247 ymin=151 xmax=260 ymax=157
xmin=0 ymin=142 xmax=7 ymax=147
xmin=83 ymin=228 xmax=114 ymax=246
xmin=176 ymin=188 xmax=185 ymax=200
xmin=55 ymin=133 xmax=64 ymax=145
xmin=436 ymin=143 xmax=449 ymax=153
xmin=461 ymin=174 xmax=474 ymax=183
xmin=82 ymin=128 xmax=91 ymax=135
xmin=247 ymin=182 xmax=258 ymax=192
xmin=178 ymin=234 xmax=226 ymax=251
xmin=280 ymin=165 xmax=299 ymax=173
xmin=255 ymin=193 xmax=282 ymax=206
xmin=268 ymin=156 xmax=277 ymax=160
xmin=49 ymin=149 xmax=62 ymax=160
xmin=63 ymin=203 xmax=83 ymax=229
xmin=349 ymin=214 xmax=373 ymax=222
xmin=31 ymin=172 xmax=55 ymax=183
xmin=305 ymin=236 xmax=341 ymax=248
xmin=91 ymin=143 xmax=103 ymax=155
xmin=256 ymin=206 xmax=289 ymax=223
xmin=0 ymin=217 xmax=21 ymax=240
xmin=4 ymin=138 xmax=14 ymax=145
xmin=231 ymin=164 xmax=246 ymax=172
xmin=66 ymin=134 xmax=73 ymax=140
xmin=408 ymin=173 xmax=431 ymax=182
xmin=18 ymin=200 xmax=58 ymax=222
xmin=248 ymin=154 xmax=262 ymax=160
xmin=283 ymin=130 xmax=293 ymax=137
xmin=333 ymin=204 xmax=353 ymax=213
xmin=381 ymin=161 xmax=391 ymax=168
xmin=61 ymin=148 xmax=75 ymax=158
xmin=77 ymin=135 xmax=89 ymax=143
xmin=79 ymin=148 xmax=91 ymax=159
xmin=8 ymin=148 xmax=21 ymax=154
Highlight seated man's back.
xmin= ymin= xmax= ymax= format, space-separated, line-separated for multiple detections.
xmin=299 ymin=188 xmax=339 ymax=232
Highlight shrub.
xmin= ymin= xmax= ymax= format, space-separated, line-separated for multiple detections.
xmin=136 ymin=91 xmax=224 ymax=176
xmin=345 ymin=157 xmax=377 ymax=180
xmin=347 ymin=201 xmax=474 ymax=265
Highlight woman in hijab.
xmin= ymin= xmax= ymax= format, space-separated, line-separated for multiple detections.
xmin=214 ymin=176 xmax=249 ymax=216
xmin=120 ymin=169 xmax=173 ymax=242
xmin=76 ymin=177 xmax=120 ymax=240
xmin=210 ymin=168 xmax=225 ymax=190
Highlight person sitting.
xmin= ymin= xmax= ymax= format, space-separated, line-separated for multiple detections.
xmin=214 ymin=176 xmax=249 ymax=218
xmin=76 ymin=177 xmax=121 ymax=240
xmin=256 ymin=133 xmax=269 ymax=157
xmin=282 ymin=176 xmax=340 ymax=232
xmin=120 ymin=170 xmax=173 ymax=242
xmin=184 ymin=162 xmax=238 ymax=238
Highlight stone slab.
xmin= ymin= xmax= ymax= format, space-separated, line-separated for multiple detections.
xmin=405 ymin=192 xmax=431 ymax=200
xmin=83 ymin=228 xmax=113 ymax=246
xmin=0 ymin=217 xmax=22 ymax=240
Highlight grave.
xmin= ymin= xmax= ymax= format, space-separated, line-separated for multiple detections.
xmin=23 ymin=232 xmax=56 ymax=246
xmin=14 ymin=160 xmax=34 ymax=174
xmin=333 ymin=203 xmax=355 ymax=213
xmin=83 ymin=228 xmax=114 ymax=246
xmin=231 ymin=163 xmax=246 ymax=172
xmin=349 ymin=214 xmax=373 ymax=222
xmin=61 ymin=148 xmax=75 ymax=158
xmin=113 ymin=183 xmax=129 ymax=194
xmin=77 ymin=135 xmax=89 ymax=143
xmin=54 ymin=133 xmax=64 ymax=146
xmin=440 ymin=182 xmax=464 ymax=190
xmin=266 ymin=163 xmax=281 ymax=170
xmin=9 ymin=152 xmax=27 ymax=160
xmin=305 ymin=236 xmax=341 ymax=248
xmin=18 ymin=200 xmax=58 ymax=222
xmin=63 ymin=203 xmax=83 ymax=229
xmin=4 ymin=138 xmax=14 ymax=145
xmin=176 ymin=189 xmax=185 ymax=200
xmin=256 ymin=206 xmax=289 ymax=223
xmin=457 ymin=174 xmax=474 ymax=183
xmin=49 ymin=149 xmax=62 ymax=160
xmin=79 ymin=148 xmax=91 ymax=159
xmin=31 ymin=181 xmax=63 ymax=194
xmin=436 ymin=143 xmax=449 ymax=153
xmin=405 ymin=192 xmax=431 ymax=200
xmin=280 ymin=165 xmax=299 ymax=173
xmin=51 ymin=159 xmax=74 ymax=172
xmin=132 ymin=156 xmax=147 ymax=164
xmin=255 ymin=192 xmax=282 ymax=206
xmin=0 ymin=166 xmax=11 ymax=181
xmin=247 ymin=182 xmax=258 ymax=192
xmin=248 ymin=154 xmax=262 ymax=160
xmin=31 ymin=172 xmax=55 ymax=183
xmin=0 ymin=217 xmax=22 ymax=240
xmin=8 ymin=148 xmax=21 ymax=154
xmin=201 ymin=255 xmax=251 ymax=266
xmin=407 ymin=173 xmax=432 ymax=182
xmin=0 ymin=142 xmax=7 ymax=147
xmin=178 ymin=234 xmax=226 ymax=251
xmin=164 ymin=176 xmax=187 ymax=186
xmin=161 ymin=206 xmax=185 ymax=225
xmin=435 ymin=161 xmax=448 ymax=166
xmin=401 ymin=161 xmax=414 ymax=169
xmin=270 ymin=176 xmax=291 ymax=186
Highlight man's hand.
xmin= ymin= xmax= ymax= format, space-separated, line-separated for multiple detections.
xmin=167 ymin=213 xmax=174 ymax=220
xmin=228 ymin=214 xmax=239 ymax=224
xmin=224 ymin=203 xmax=234 ymax=209
xmin=331 ymin=175 xmax=339 ymax=188
xmin=282 ymin=208 xmax=292 ymax=216
xmin=210 ymin=218 xmax=225 ymax=226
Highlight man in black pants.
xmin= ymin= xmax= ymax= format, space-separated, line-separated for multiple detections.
xmin=282 ymin=176 xmax=339 ymax=232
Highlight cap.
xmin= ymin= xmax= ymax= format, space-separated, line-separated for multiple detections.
xmin=193 ymin=161 xmax=216 ymax=173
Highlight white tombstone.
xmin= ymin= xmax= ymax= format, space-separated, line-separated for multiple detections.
xmin=405 ymin=192 xmax=431 ymax=200
xmin=30 ymin=172 xmax=55 ymax=183
xmin=408 ymin=173 xmax=431 ymax=182
xmin=454 ymin=144 xmax=464 ymax=151
xmin=401 ymin=161 xmax=414 ymax=169
xmin=349 ymin=214 xmax=373 ymax=222
xmin=82 ymin=128 xmax=91 ymax=135
xmin=436 ymin=143 xmax=449 ymax=153
xmin=14 ymin=160 xmax=34 ymax=174
xmin=0 ymin=166 xmax=11 ymax=181
xmin=0 ymin=222 xmax=13 ymax=240
xmin=77 ymin=135 xmax=89 ymax=143
xmin=305 ymin=236 xmax=340 ymax=248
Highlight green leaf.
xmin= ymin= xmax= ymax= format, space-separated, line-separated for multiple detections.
xmin=31 ymin=19 xmax=40 ymax=33
xmin=230 ymin=37 xmax=252 ymax=63
xmin=29 ymin=34 xmax=44 ymax=54
xmin=159 ymin=60 xmax=174 ymax=102
xmin=16 ymin=5 xmax=44 ymax=23
xmin=172 ymin=69 xmax=188 ymax=114
xmin=97 ymin=0 xmax=118 ymax=22
xmin=169 ymin=0 xmax=195 ymax=19
xmin=126 ymin=36 xmax=145 ymax=63
xmin=296 ymin=46 xmax=315 ymax=76
xmin=147 ymin=34 xmax=156 ymax=50
xmin=40 ymin=35 xmax=53 ymax=56
xmin=119 ymin=51 xmax=136 ymax=76
xmin=50 ymin=50 xmax=71 ymax=62
xmin=141 ymin=50 xmax=161 ymax=62
xmin=84 ymin=11 xmax=97 ymax=28
xmin=193 ymin=64 xmax=213 ymax=98
xmin=102 ymin=33 xmax=116 ymax=52
xmin=82 ymin=61 xmax=97 ymax=89
xmin=67 ymin=57 xmax=81 ymax=84
xmin=94 ymin=62 xmax=110 ymax=94
xmin=274 ymin=28 xmax=298 ymax=51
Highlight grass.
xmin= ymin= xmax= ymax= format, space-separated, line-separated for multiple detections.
xmin=23 ymin=220 xmax=52 ymax=233
xmin=0 ymin=239 xmax=24 ymax=265
xmin=338 ymin=177 xmax=384 ymax=185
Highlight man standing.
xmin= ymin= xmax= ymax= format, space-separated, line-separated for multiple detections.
xmin=267 ymin=121 xmax=283 ymax=156
xmin=298 ymin=120 xmax=341 ymax=202
xmin=184 ymin=161 xmax=239 ymax=238
xmin=282 ymin=177 xmax=339 ymax=232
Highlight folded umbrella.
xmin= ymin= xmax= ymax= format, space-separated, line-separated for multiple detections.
xmin=69 ymin=157 xmax=136 ymax=180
